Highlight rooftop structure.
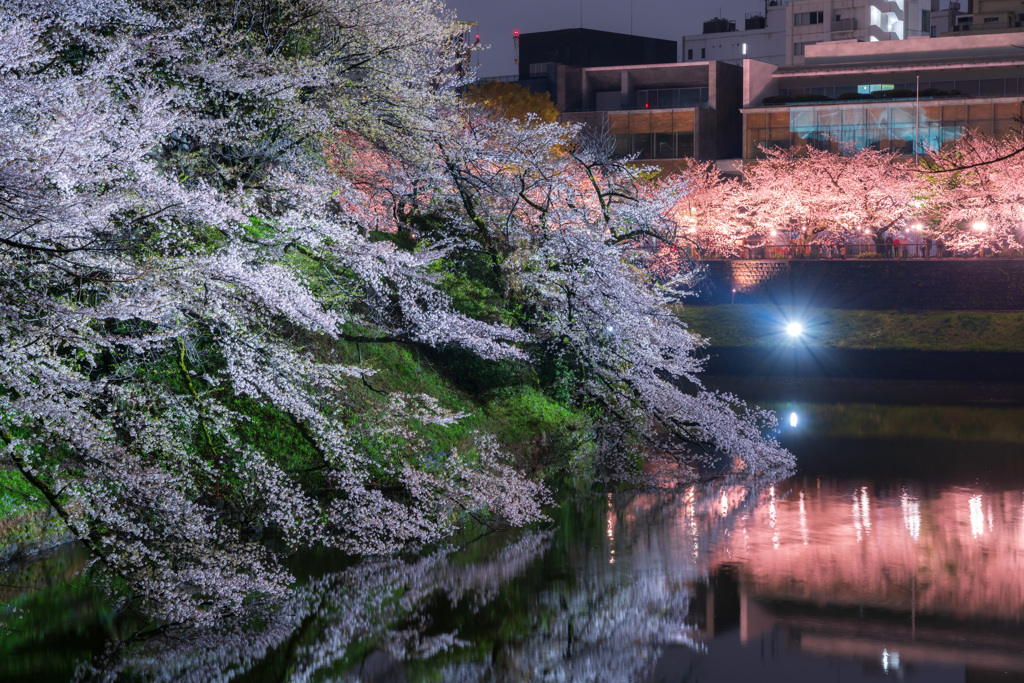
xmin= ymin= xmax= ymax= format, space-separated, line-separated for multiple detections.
xmin=557 ymin=61 xmax=744 ymax=169
xmin=741 ymin=33 xmax=1024 ymax=159
xmin=942 ymin=0 xmax=1024 ymax=34
xmin=682 ymin=0 xmax=938 ymax=67
xmin=516 ymin=28 xmax=677 ymax=96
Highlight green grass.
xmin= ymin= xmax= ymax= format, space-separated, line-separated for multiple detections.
xmin=332 ymin=340 xmax=594 ymax=475
xmin=678 ymin=305 xmax=1024 ymax=352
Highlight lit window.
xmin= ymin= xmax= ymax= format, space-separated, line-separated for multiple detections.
xmin=742 ymin=42 xmax=747 ymax=54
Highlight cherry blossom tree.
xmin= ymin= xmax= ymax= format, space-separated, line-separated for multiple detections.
xmin=735 ymin=145 xmax=919 ymax=250
xmin=920 ymin=130 xmax=1024 ymax=255
xmin=428 ymin=117 xmax=792 ymax=480
xmin=0 ymin=0 xmax=548 ymax=626
xmin=0 ymin=0 xmax=796 ymax=631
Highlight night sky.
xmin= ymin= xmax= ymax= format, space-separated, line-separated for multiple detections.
xmin=446 ymin=0 xmax=764 ymax=76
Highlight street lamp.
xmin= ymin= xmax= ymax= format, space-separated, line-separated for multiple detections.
xmin=973 ymin=221 xmax=988 ymax=257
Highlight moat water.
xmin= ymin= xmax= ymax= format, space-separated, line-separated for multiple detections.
xmin=3 ymin=370 xmax=1024 ymax=682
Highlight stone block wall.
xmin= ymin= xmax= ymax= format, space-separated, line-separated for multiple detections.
xmin=689 ymin=260 xmax=1024 ymax=310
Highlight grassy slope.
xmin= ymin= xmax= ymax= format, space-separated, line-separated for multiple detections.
xmin=0 ymin=339 xmax=593 ymax=562
xmin=678 ymin=305 xmax=1024 ymax=352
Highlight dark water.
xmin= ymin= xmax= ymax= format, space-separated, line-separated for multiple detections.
xmin=3 ymin=374 xmax=1024 ymax=681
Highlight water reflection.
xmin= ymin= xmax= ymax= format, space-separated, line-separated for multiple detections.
xmin=7 ymin=469 xmax=1024 ymax=681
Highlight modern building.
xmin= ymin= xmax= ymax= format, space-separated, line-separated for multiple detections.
xmin=938 ymin=0 xmax=1024 ymax=34
xmin=682 ymin=0 xmax=937 ymax=66
xmin=516 ymin=29 xmax=677 ymax=97
xmin=929 ymin=1 xmax=965 ymax=35
xmin=556 ymin=61 xmax=744 ymax=170
xmin=741 ymin=33 xmax=1024 ymax=159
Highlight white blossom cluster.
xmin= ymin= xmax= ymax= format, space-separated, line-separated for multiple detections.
xmin=427 ymin=116 xmax=794 ymax=476
xmin=74 ymin=530 xmax=553 ymax=681
xmin=0 ymin=0 xmax=546 ymax=626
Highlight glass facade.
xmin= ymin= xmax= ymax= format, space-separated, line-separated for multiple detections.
xmin=745 ymin=100 xmax=1023 ymax=158
xmin=635 ymin=87 xmax=708 ymax=110
xmin=609 ymin=110 xmax=697 ymax=160
xmin=779 ymin=77 xmax=1024 ymax=100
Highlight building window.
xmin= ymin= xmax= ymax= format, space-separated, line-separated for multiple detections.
xmin=742 ymin=42 xmax=748 ymax=54
xmin=701 ymin=47 xmax=706 ymax=58
xmin=687 ymin=48 xmax=693 ymax=60
xmin=793 ymin=41 xmax=817 ymax=56
xmin=528 ymin=62 xmax=552 ymax=77
xmin=794 ymin=11 xmax=824 ymax=26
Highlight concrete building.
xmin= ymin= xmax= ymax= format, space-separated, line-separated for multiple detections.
xmin=929 ymin=1 xmax=965 ymax=35
xmin=741 ymin=33 xmax=1024 ymax=159
xmin=516 ymin=29 xmax=677 ymax=97
xmin=681 ymin=6 xmax=789 ymax=66
xmin=938 ymin=0 xmax=1024 ymax=34
xmin=556 ymin=61 xmax=744 ymax=169
xmin=682 ymin=0 xmax=937 ymax=66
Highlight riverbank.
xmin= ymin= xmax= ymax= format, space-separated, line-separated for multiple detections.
xmin=679 ymin=304 xmax=1024 ymax=352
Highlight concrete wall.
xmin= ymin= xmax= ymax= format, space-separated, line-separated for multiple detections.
xmin=688 ymin=260 xmax=1024 ymax=310
xmin=711 ymin=62 xmax=744 ymax=159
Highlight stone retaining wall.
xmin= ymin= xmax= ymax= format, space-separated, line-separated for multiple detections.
xmin=689 ymin=260 xmax=1024 ymax=310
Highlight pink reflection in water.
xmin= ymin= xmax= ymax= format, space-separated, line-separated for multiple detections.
xmin=611 ymin=479 xmax=1024 ymax=621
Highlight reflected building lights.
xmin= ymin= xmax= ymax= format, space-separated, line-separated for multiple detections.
xmin=970 ymin=494 xmax=985 ymax=537
xmin=799 ymin=491 xmax=808 ymax=546
xmin=853 ymin=491 xmax=863 ymax=542
xmin=769 ymin=485 xmax=779 ymax=550
xmin=861 ymin=487 xmax=871 ymax=532
xmin=853 ymin=487 xmax=872 ymax=541
xmin=901 ymin=488 xmax=920 ymax=541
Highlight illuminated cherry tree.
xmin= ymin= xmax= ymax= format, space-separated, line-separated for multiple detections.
xmin=920 ymin=130 xmax=1024 ymax=254
xmin=735 ymin=145 xmax=919 ymax=249
xmin=0 ymin=0 xmax=549 ymax=626
xmin=0 ymin=0 xmax=795 ymax=629
xmin=430 ymin=118 xmax=792 ymax=480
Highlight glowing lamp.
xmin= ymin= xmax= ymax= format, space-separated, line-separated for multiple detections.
xmin=973 ymin=221 xmax=987 ymax=231
xmin=789 ymin=412 xmax=798 ymax=427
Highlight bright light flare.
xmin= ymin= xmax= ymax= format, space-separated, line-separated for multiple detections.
xmin=973 ymin=221 xmax=987 ymax=231
xmin=786 ymin=321 xmax=803 ymax=337
xmin=789 ymin=412 xmax=798 ymax=427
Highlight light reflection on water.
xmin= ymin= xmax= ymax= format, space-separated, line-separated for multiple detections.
xmin=5 ymin=472 xmax=1024 ymax=681
xmin=5 ymin=384 xmax=1024 ymax=680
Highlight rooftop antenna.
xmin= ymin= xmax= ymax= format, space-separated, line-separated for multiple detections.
xmin=513 ymin=30 xmax=520 ymax=68
xmin=580 ymin=0 xmax=583 ymax=28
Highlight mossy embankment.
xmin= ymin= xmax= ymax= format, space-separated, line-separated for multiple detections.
xmin=678 ymin=304 xmax=1024 ymax=352
xmin=0 ymin=338 xmax=595 ymax=564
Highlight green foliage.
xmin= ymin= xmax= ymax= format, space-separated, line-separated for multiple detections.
xmin=227 ymin=396 xmax=323 ymax=481
xmin=0 ymin=470 xmax=46 ymax=518
xmin=486 ymin=387 xmax=594 ymax=476
xmin=436 ymin=269 xmax=511 ymax=325
xmin=463 ymin=81 xmax=560 ymax=123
